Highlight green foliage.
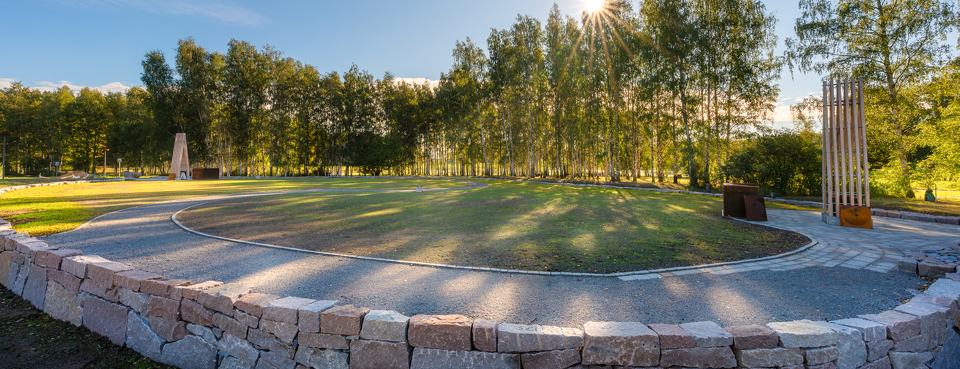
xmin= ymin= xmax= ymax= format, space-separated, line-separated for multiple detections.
xmin=870 ymin=163 xmax=914 ymax=198
xmin=720 ymin=129 xmax=822 ymax=196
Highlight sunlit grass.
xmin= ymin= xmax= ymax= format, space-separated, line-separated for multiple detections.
xmin=0 ymin=178 xmax=462 ymax=236
xmin=180 ymin=180 xmax=812 ymax=273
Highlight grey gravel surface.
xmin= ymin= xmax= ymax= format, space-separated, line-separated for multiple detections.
xmin=43 ymin=192 xmax=928 ymax=328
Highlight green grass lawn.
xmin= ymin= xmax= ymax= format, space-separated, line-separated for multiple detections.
xmin=0 ymin=178 xmax=463 ymax=236
xmin=179 ymin=180 xmax=812 ymax=273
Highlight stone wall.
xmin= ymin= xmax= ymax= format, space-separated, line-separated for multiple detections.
xmin=2 ymin=217 xmax=959 ymax=369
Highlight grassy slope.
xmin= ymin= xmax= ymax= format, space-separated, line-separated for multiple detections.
xmin=0 ymin=178 xmax=462 ymax=236
xmin=180 ymin=180 xmax=813 ymax=273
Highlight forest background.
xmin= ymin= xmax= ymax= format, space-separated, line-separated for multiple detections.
xmin=2 ymin=0 xmax=959 ymax=198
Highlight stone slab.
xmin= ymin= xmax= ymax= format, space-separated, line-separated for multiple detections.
xmin=888 ymin=351 xmax=933 ymax=369
xmin=60 ymin=255 xmax=110 ymax=278
xmin=735 ymin=347 xmax=803 ymax=368
xmin=293 ymin=347 xmax=348 ymax=369
xmin=263 ymin=296 xmax=315 ymax=324
xmin=218 ymin=332 xmax=260 ymax=366
xmin=661 ymin=346 xmax=737 ymax=368
xmin=179 ymin=280 xmax=222 ymax=301
xmin=409 ymin=314 xmax=471 ymax=351
xmin=86 ymin=261 xmax=134 ymax=286
xmin=299 ymin=332 xmax=349 ymax=350
xmin=866 ymin=339 xmax=893 ymax=362
xmin=79 ymin=293 xmax=129 ymax=345
xmin=320 ymin=304 xmax=369 ymax=336
xmin=832 ymin=318 xmax=887 ymax=342
xmin=34 ymin=248 xmax=82 ymax=269
xmin=48 ymin=269 xmax=81 ymax=295
xmin=767 ymin=320 xmax=839 ymax=348
xmin=181 ymin=298 xmax=215 ymax=326
xmin=812 ymin=321 xmax=867 ymax=369
xmin=360 ymin=310 xmax=409 ymax=342
xmin=149 ymin=315 xmax=188 ymax=342
xmin=350 ymin=340 xmax=411 ymax=369
xmin=679 ymin=321 xmax=734 ymax=347
xmin=213 ymin=312 xmax=248 ymax=339
xmin=145 ymin=295 xmax=180 ymax=320
xmin=22 ymin=263 xmax=48 ymax=309
xmin=859 ymin=310 xmax=921 ymax=341
xmin=931 ymin=329 xmax=960 ymax=369
xmin=247 ymin=328 xmax=296 ymax=359
xmin=581 ymin=321 xmax=658 ymax=366
xmin=725 ymin=324 xmax=779 ymax=350
xmin=925 ymin=279 xmax=960 ymax=301
xmin=160 ymin=335 xmax=218 ymax=369
xmin=197 ymin=282 xmax=251 ymax=316
xmin=803 ymin=346 xmax=839 ymax=365
xmin=141 ymin=278 xmax=192 ymax=300
xmin=473 ymin=319 xmax=498 ymax=352
xmin=126 ymin=311 xmax=164 ymax=361
xmin=410 ymin=348 xmax=520 ymax=369
xmin=43 ymin=279 xmax=82 ymax=326
xmin=297 ymin=300 xmax=337 ymax=333
xmin=520 ymin=348 xmax=580 ymax=369
xmin=261 ymin=319 xmax=298 ymax=345
xmin=113 ymin=269 xmax=163 ymax=292
xmin=498 ymin=323 xmax=584 ymax=354
xmin=648 ymin=323 xmax=697 ymax=349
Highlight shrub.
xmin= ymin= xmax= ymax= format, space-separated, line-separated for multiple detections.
xmin=720 ymin=129 xmax=822 ymax=196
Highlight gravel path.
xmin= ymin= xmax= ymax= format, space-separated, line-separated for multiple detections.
xmin=42 ymin=186 xmax=937 ymax=328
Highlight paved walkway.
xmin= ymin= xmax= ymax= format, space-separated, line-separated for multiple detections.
xmin=620 ymin=209 xmax=960 ymax=280
xmin=40 ymin=184 xmax=958 ymax=327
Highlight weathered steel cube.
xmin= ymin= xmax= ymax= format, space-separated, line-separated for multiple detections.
xmin=723 ymin=183 xmax=759 ymax=218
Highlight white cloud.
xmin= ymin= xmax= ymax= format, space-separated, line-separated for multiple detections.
xmin=2 ymin=78 xmax=132 ymax=94
xmin=53 ymin=0 xmax=267 ymax=26
xmin=395 ymin=77 xmax=440 ymax=89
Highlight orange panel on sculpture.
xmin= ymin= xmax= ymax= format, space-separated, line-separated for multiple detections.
xmin=839 ymin=205 xmax=872 ymax=229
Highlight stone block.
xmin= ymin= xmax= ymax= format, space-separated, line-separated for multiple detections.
xmin=807 ymin=363 xmax=839 ymax=369
xmin=293 ymin=347 xmax=348 ymax=369
xmin=811 ymin=321 xmax=866 ymax=369
xmin=935 ymin=216 xmax=960 ymax=225
xmin=17 ymin=241 xmax=56 ymax=258
xmin=118 ymin=288 xmax=150 ymax=314
xmin=911 ymin=294 xmax=959 ymax=326
xmin=896 ymin=300 xmax=949 ymax=330
xmin=160 ymin=335 xmax=218 ymax=369
xmin=497 ymin=323 xmax=584 ymax=354
xmin=247 ymin=328 xmax=296 ymax=358
xmin=866 ymin=339 xmax=893 ymax=362
xmin=581 ymin=321 xmax=658 ymax=366
xmin=181 ymin=298 xmax=215 ymax=326
xmin=679 ymin=321 xmax=733 ymax=347
xmin=649 ymin=323 xmax=697 ymax=349
xmin=520 ymin=348 xmax=580 ymax=369
xmin=832 ymin=318 xmax=887 ymax=342
xmin=360 ymin=310 xmax=409 ymax=342
xmin=148 ymin=315 xmax=188 ymax=342
xmin=141 ymin=278 xmax=192 ymax=300
xmin=350 ymin=340 xmax=411 ymax=369
xmin=126 ymin=311 xmax=164 ymax=361
xmin=44 ymin=279 xmax=82 ymax=326
xmin=735 ymin=347 xmax=803 ymax=368
xmin=299 ymin=332 xmax=349 ymax=350
xmin=860 ymin=356 xmax=892 ymax=369
xmin=408 ymin=314 xmax=471 ymax=351
xmin=34 ymin=248 xmax=82 ymax=269
xmin=931 ymin=328 xmax=960 ymax=369
xmin=113 ymin=269 xmax=162 ymax=292
xmin=234 ymin=292 xmax=278 ymax=317
xmin=86 ymin=261 xmax=134 ymax=286
xmin=261 ymin=319 xmax=298 ymax=345
xmin=9 ymin=258 xmax=28 ymax=295
xmin=725 ymin=324 xmax=779 ymax=350
xmin=803 ymin=346 xmax=839 ymax=365
xmin=859 ymin=310 xmax=921 ymax=341
xmin=145 ymin=295 xmax=180 ymax=320
xmin=297 ymin=300 xmax=336 ymax=333
xmin=79 ymin=293 xmax=129 ymax=345
xmin=187 ymin=323 xmax=217 ymax=344
xmin=22 ymin=263 xmax=48 ymax=309
xmin=219 ymin=332 xmax=260 ymax=367
xmin=767 ymin=320 xmax=838 ymax=348
xmin=79 ymin=278 xmax=110 ymax=298
xmin=897 ymin=259 xmax=918 ymax=274
xmin=925 ymin=279 xmax=960 ymax=301
xmin=0 ymin=251 xmax=11 ymax=287
xmin=180 ymin=280 xmax=222 ymax=301
xmin=48 ymin=269 xmax=81 ymax=295
xmin=919 ymin=262 xmax=956 ymax=278
xmin=263 ymin=296 xmax=315 ymax=324
xmin=260 ymin=350 xmax=297 ymax=369
xmin=198 ymin=282 xmax=251 ymax=316
xmin=473 ymin=319 xmax=498 ymax=352
xmin=888 ymin=351 xmax=933 ymax=369
xmin=213 ymin=312 xmax=248 ymax=339
xmin=410 ymin=348 xmax=520 ymax=369
xmin=220 ymin=357 xmax=254 ymax=369
xmin=235 ymin=309 xmax=260 ymax=328
xmin=320 ymin=304 xmax=370 ymax=336
xmin=661 ymin=347 xmax=737 ymax=368
xmin=892 ymin=333 xmax=935 ymax=352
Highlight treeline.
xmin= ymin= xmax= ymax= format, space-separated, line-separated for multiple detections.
xmin=0 ymin=0 xmax=780 ymax=186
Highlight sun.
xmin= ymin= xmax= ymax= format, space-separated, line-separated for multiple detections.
xmin=584 ymin=0 xmax=604 ymax=13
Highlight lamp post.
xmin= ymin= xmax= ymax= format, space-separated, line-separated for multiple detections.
xmin=117 ymin=158 xmax=122 ymax=177
xmin=0 ymin=133 xmax=10 ymax=180
xmin=102 ymin=148 xmax=109 ymax=177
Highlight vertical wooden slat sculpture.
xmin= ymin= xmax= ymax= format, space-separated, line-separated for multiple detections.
xmin=169 ymin=133 xmax=190 ymax=180
xmin=822 ymin=78 xmax=871 ymax=228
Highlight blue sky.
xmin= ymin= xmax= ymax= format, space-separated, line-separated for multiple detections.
xmin=1 ymin=0 xmax=824 ymax=125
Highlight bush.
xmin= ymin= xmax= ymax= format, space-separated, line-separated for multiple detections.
xmin=871 ymin=164 xmax=914 ymax=198
xmin=720 ymin=129 xmax=821 ymax=196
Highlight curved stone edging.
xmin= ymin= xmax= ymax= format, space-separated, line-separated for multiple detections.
xmin=1 ymin=216 xmax=959 ymax=369
xmin=167 ymin=184 xmax=819 ymax=278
